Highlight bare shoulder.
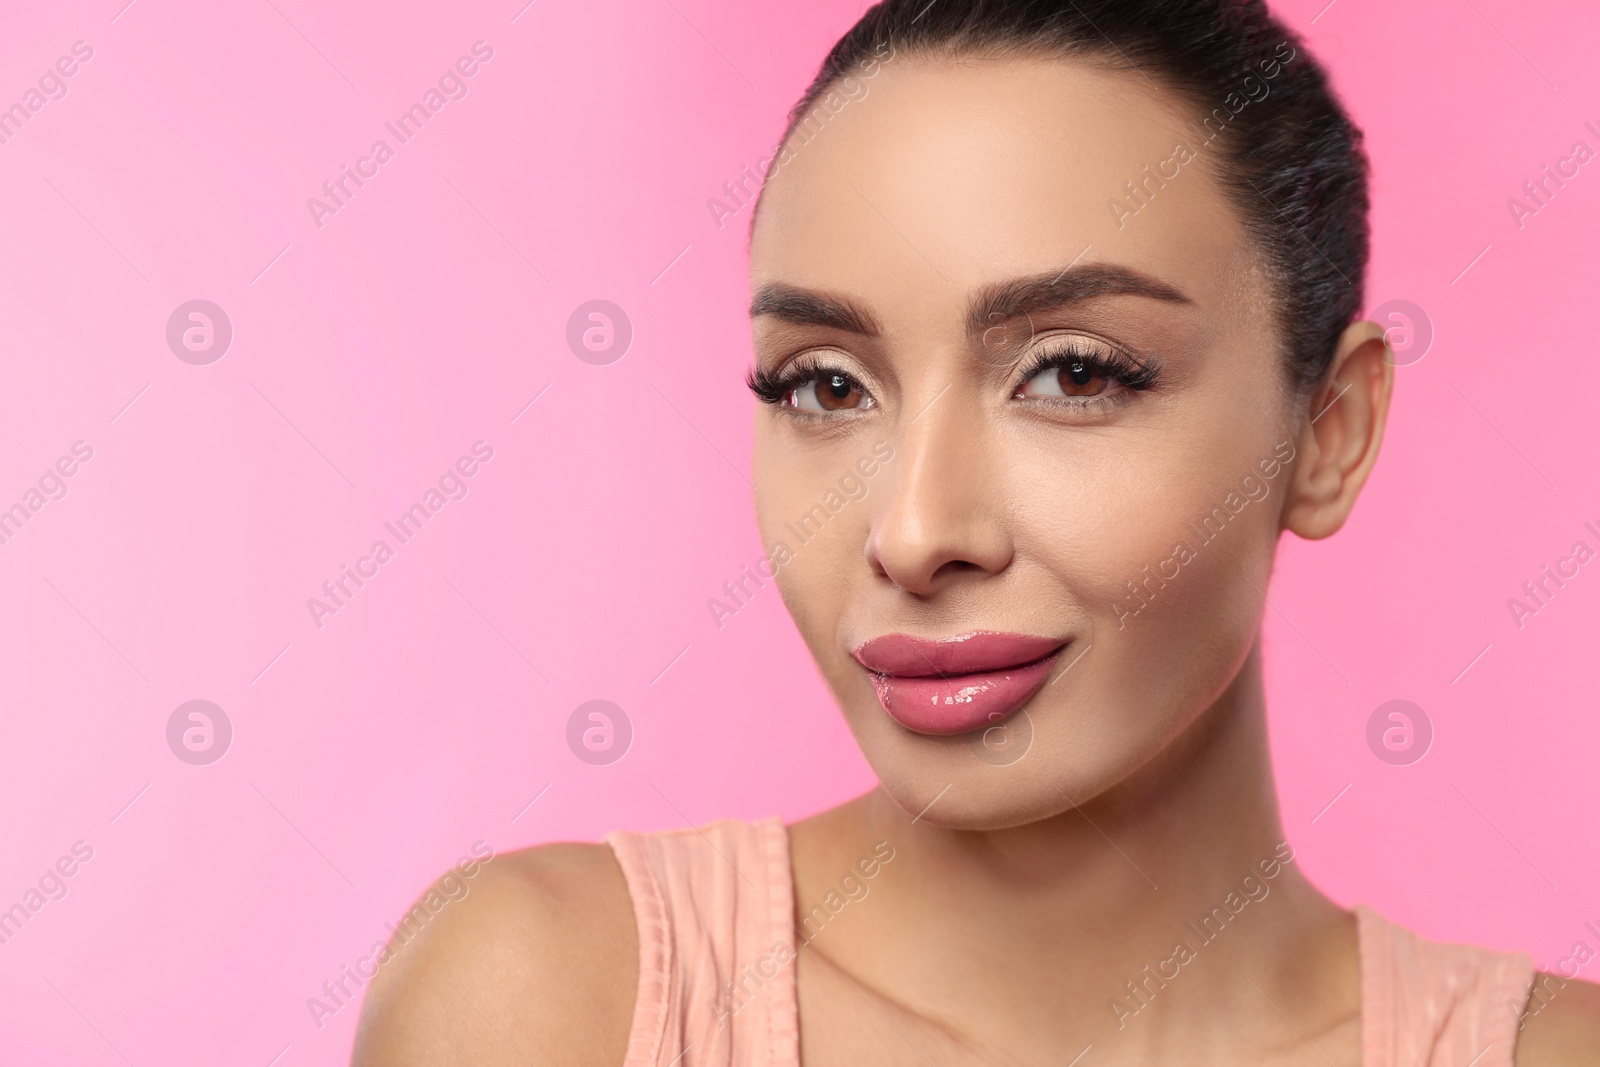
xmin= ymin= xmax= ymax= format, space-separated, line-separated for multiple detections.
xmin=1516 ymin=971 xmax=1600 ymax=1066
xmin=352 ymin=841 xmax=639 ymax=1067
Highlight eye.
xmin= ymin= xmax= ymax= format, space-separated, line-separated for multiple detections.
xmin=748 ymin=357 xmax=876 ymax=414
xmin=1012 ymin=339 xmax=1160 ymax=404
xmin=790 ymin=372 xmax=872 ymax=412
xmin=1017 ymin=357 xmax=1112 ymax=399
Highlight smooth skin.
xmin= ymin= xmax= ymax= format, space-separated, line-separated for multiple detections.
xmin=354 ymin=54 xmax=1600 ymax=1065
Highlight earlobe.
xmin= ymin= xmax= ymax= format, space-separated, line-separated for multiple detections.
xmin=1281 ymin=320 xmax=1395 ymax=540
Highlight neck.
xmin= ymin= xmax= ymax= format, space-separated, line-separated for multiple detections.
xmin=792 ymin=639 xmax=1359 ymax=1060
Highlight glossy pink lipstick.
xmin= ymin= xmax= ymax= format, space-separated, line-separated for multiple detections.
xmin=852 ymin=631 xmax=1067 ymax=736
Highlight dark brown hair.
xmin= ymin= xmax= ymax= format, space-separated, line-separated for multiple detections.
xmin=764 ymin=0 xmax=1370 ymax=401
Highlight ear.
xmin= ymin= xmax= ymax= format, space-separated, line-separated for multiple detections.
xmin=1282 ymin=320 xmax=1395 ymax=540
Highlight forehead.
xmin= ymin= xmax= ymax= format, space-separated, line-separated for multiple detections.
xmin=750 ymin=53 xmax=1262 ymax=325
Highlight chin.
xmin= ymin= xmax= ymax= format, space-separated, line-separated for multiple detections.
xmin=837 ymin=697 xmax=1154 ymax=831
xmin=830 ymin=631 xmax=1259 ymax=833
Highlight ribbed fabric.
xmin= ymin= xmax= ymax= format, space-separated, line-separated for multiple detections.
xmin=1357 ymin=904 xmax=1534 ymax=1067
xmin=606 ymin=819 xmax=1535 ymax=1066
xmin=605 ymin=817 xmax=800 ymax=1067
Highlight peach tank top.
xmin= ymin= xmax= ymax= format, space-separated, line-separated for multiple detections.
xmin=604 ymin=817 xmax=1534 ymax=1066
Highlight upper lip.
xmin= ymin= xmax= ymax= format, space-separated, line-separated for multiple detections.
xmin=852 ymin=631 xmax=1068 ymax=677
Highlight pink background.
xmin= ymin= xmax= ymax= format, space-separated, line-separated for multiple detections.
xmin=1 ymin=0 xmax=1596 ymax=1061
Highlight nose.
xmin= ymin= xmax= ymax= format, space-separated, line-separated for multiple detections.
xmin=866 ymin=392 xmax=1014 ymax=597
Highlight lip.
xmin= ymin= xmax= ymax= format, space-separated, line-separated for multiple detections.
xmin=852 ymin=631 xmax=1067 ymax=736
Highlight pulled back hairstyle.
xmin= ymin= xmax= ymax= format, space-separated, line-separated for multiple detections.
xmin=762 ymin=0 xmax=1370 ymax=402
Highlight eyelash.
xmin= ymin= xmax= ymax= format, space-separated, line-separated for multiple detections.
xmin=1012 ymin=338 xmax=1163 ymax=402
xmin=746 ymin=352 xmax=862 ymax=409
xmin=746 ymin=339 xmax=1162 ymax=413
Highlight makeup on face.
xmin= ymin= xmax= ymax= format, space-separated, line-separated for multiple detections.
xmin=745 ymin=55 xmax=1292 ymax=833
xmin=852 ymin=631 xmax=1068 ymax=736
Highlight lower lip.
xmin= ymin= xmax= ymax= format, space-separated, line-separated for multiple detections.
xmin=869 ymin=649 xmax=1063 ymax=736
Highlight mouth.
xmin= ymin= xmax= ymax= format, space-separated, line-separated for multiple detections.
xmin=851 ymin=631 xmax=1068 ymax=737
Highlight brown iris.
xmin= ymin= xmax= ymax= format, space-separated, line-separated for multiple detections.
xmin=797 ymin=373 xmax=866 ymax=411
xmin=1057 ymin=359 xmax=1108 ymax=397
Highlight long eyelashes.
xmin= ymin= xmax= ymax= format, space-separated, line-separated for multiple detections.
xmin=746 ymin=361 xmax=807 ymax=405
xmin=1012 ymin=339 xmax=1163 ymax=394
xmin=747 ymin=352 xmax=865 ymax=408
xmin=747 ymin=339 xmax=1162 ymax=410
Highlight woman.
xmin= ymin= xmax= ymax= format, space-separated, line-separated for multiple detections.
xmin=354 ymin=1 xmax=1600 ymax=1063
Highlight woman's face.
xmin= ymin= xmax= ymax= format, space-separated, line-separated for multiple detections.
xmin=748 ymin=54 xmax=1302 ymax=829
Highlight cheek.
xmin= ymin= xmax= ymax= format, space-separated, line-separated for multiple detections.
xmin=1097 ymin=515 xmax=1273 ymax=680
xmin=752 ymin=433 xmax=866 ymax=648
xmin=751 ymin=426 xmax=799 ymax=551
xmin=1018 ymin=453 xmax=1279 ymax=732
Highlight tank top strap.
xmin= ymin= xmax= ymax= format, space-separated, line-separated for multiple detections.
xmin=605 ymin=816 xmax=801 ymax=1067
xmin=1356 ymin=903 xmax=1535 ymax=1067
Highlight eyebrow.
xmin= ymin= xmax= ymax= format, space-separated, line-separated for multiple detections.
xmin=965 ymin=263 xmax=1193 ymax=337
xmin=748 ymin=263 xmax=1192 ymax=340
xmin=748 ymin=284 xmax=883 ymax=337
